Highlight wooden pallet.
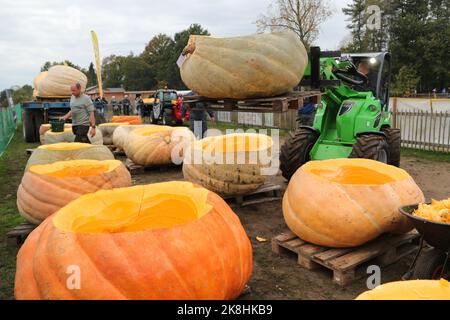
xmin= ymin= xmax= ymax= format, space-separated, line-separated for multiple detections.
xmin=184 ymin=91 xmax=322 ymax=113
xmin=26 ymin=148 xmax=36 ymax=155
xmin=223 ymin=182 xmax=283 ymax=208
xmin=272 ymin=231 xmax=420 ymax=286
xmin=6 ymin=222 xmax=37 ymax=247
xmin=124 ymin=158 xmax=181 ymax=175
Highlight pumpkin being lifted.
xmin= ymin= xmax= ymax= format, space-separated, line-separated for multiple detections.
xmin=283 ymin=159 xmax=425 ymax=248
xmin=15 ymin=181 xmax=253 ymax=300
xmin=17 ymin=159 xmax=131 ymax=224
xmin=180 ymin=31 xmax=308 ymax=99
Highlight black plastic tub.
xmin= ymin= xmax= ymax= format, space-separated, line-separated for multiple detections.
xmin=400 ymin=203 xmax=450 ymax=250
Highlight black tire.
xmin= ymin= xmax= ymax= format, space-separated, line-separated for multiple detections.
xmin=413 ymin=249 xmax=448 ymax=280
xmin=22 ymin=109 xmax=36 ymax=143
xmin=280 ymin=128 xmax=319 ymax=181
xmin=349 ymin=134 xmax=390 ymax=164
xmin=383 ymin=128 xmax=401 ymax=167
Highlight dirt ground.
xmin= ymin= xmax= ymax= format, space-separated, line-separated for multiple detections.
xmin=128 ymin=155 xmax=450 ymax=300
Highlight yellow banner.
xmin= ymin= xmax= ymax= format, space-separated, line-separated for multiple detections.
xmin=90 ymin=30 xmax=104 ymax=98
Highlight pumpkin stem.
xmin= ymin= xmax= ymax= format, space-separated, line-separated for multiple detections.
xmin=182 ymin=37 xmax=196 ymax=56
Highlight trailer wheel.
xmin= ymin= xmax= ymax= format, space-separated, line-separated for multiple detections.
xmin=349 ymin=134 xmax=390 ymax=164
xmin=383 ymin=128 xmax=401 ymax=167
xmin=22 ymin=109 xmax=36 ymax=143
xmin=413 ymin=249 xmax=448 ymax=280
xmin=280 ymin=128 xmax=319 ymax=181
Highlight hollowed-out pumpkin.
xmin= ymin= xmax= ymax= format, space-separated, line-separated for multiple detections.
xmin=356 ymin=279 xmax=450 ymax=300
xmin=283 ymin=159 xmax=425 ymax=248
xmin=26 ymin=143 xmax=114 ymax=169
xmin=183 ymin=133 xmax=274 ymax=196
xmin=98 ymin=122 xmax=129 ymax=145
xmin=39 ymin=123 xmax=72 ymax=144
xmin=15 ymin=181 xmax=253 ymax=300
xmin=124 ymin=126 xmax=194 ymax=166
xmin=17 ymin=159 xmax=131 ymax=224
xmin=37 ymin=66 xmax=87 ymax=97
xmin=111 ymin=116 xmax=142 ymax=125
xmin=180 ymin=31 xmax=308 ymax=99
xmin=43 ymin=127 xmax=103 ymax=145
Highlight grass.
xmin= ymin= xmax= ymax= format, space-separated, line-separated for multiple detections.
xmin=401 ymin=148 xmax=450 ymax=163
xmin=0 ymin=125 xmax=38 ymax=300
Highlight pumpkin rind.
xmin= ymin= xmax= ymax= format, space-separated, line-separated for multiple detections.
xmin=356 ymin=280 xmax=450 ymax=300
xmin=180 ymin=31 xmax=308 ymax=99
xmin=37 ymin=66 xmax=87 ymax=97
xmin=112 ymin=125 xmax=152 ymax=150
xmin=15 ymin=182 xmax=253 ymax=300
xmin=17 ymin=160 xmax=131 ymax=224
xmin=111 ymin=116 xmax=142 ymax=125
xmin=26 ymin=143 xmax=114 ymax=169
xmin=99 ymin=123 xmax=129 ymax=145
xmin=124 ymin=126 xmax=194 ymax=166
xmin=283 ymin=159 xmax=425 ymax=248
xmin=43 ymin=127 xmax=103 ymax=145
xmin=183 ymin=133 xmax=274 ymax=196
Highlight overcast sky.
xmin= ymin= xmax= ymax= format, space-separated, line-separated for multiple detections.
xmin=0 ymin=0 xmax=352 ymax=90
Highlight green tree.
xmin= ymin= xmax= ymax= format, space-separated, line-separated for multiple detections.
xmin=392 ymin=66 xmax=420 ymax=97
xmin=41 ymin=60 xmax=87 ymax=74
xmin=86 ymin=62 xmax=97 ymax=88
xmin=101 ymin=55 xmax=126 ymax=88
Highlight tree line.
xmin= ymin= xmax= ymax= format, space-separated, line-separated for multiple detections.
xmin=341 ymin=0 xmax=450 ymax=96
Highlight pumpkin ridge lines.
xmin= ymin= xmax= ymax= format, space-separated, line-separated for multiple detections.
xmin=75 ymin=234 xmax=128 ymax=299
xmin=196 ymin=215 xmax=229 ymax=299
xmin=37 ymin=221 xmax=78 ymax=299
xmin=147 ymin=232 xmax=197 ymax=299
xmin=284 ymin=188 xmax=343 ymax=245
xmin=335 ymin=184 xmax=382 ymax=233
xmin=209 ymin=195 xmax=248 ymax=295
xmin=19 ymin=176 xmax=63 ymax=217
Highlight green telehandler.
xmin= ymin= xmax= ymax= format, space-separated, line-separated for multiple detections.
xmin=280 ymin=47 xmax=400 ymax=180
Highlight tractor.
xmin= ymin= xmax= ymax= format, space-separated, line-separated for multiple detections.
xmin=280 ymin=47 xmax=400 ymax=180
xmin=143 ymin=89 xmax=179 ymax=125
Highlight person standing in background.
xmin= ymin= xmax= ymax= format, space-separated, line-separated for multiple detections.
xmin=121 ymin=95 xmax=131 ymax=115
xmin=111 ymin=96 xmax=120 ymax=116
xmin=182 ymin=99 xmax=215 ymax=139
xmin=60 ymin=83 xmax=96 ymax=143
xmin=135 ymin=95 xmax=144 ymax=116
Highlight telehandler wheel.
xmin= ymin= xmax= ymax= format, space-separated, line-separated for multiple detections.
xmin=349 ymin=134 xmax=390 ymax=164
xmin=280 ymin=128 xmax=319 ymax=181
xmin=383 ymin=128 xmax=401 ymax=167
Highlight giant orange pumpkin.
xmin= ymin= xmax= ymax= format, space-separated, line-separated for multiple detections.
xmin=283 ymin=159 xmax=425 ymax=248
xmin=124 ymin=126 xmax=194 ymax=166
xmin=17 ymin=160 xmax=131 ymax=224
xmin=15 ymin=181 xmax=253 ymax=300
